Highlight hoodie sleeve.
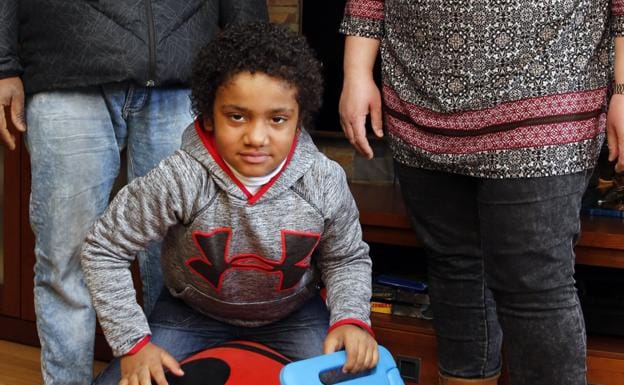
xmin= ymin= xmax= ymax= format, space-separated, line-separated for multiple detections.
xmin=339 ymin=0 xmax=385 ymax=40
xmin=81 ymin=151 xmax=207 ymax=357
xmin=614 ymin=0 xmax=624 ymax=36
xmin=218 ymin=0 xmax=268 ymax=29
xmin=315 ymin=161 xmax=373 ymax=333
xmin=0 ymin=0 xmax=22 ymax=79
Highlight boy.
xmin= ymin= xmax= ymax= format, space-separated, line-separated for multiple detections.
xmin=81 ymin=22 xmax=378 ymax=385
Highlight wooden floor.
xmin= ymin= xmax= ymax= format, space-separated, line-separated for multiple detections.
xmin=0 ymin=339 xmax=107 ymax=385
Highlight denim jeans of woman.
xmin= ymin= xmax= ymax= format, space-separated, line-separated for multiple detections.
xmin=395 ymin=162 xmax=589 ymax=385
xmin=25 ymin=83 xmax=192 ymax=385
xmin=92 ymin=290 xmax=330 ymax=385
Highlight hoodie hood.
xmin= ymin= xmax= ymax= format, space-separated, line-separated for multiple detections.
xmin=180 ymin=121 xmax=318 ymax=204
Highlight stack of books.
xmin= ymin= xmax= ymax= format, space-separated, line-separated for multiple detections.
xmin=370 ymin=274 xmax=433 ymax=320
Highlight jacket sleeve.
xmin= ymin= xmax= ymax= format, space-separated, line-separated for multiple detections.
xmin=219 ymin=0 xmax=268 ymax=28
xmin=613 ymin=0 xmax=624 ymax=36
xmin=0 ymin=0 xmax=22 ymax=79
xmin=81 ymin=152 xmax=205 ymax=357
xmin=339 ymin=0 xmax=385 ymax=39
xmin=316 ymin=162 xmax=372 ymax=331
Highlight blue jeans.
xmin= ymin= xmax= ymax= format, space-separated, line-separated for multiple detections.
xmin=25 ymin=83 xmax=192 ymax=385
xmin=395 ymin=163 xmax=590 ymax=385
xmin=93 ymin=290 xmax=330 ymax=385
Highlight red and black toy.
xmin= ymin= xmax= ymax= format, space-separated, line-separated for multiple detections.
xmin=163 ymin=341 xmax=290 ymax=385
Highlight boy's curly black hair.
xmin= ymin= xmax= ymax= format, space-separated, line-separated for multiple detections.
xmin=191 ymin=22 xmax=323 ymax=130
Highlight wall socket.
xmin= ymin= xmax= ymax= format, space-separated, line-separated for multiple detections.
xmin=396 ymin=356 xmax=421 ymax=383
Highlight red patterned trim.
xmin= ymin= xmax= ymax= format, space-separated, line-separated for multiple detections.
xmin=329 ymin=319 xmax=375 ymax=338
xmin=613 ymin=0 xmax=624 ymax=16
xmin=126 ymin=335 xmax=151 ymax=356
xmin=383 ymin=85 xmax=607 ymax=133
xmin=344 ymin=0 xmax=384 ymax=20
xmin=388 ymin=113 xmax=605 ymax=155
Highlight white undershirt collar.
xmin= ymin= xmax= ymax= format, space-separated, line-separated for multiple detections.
xmin=224 ymin=158 xmax=287 ymax=194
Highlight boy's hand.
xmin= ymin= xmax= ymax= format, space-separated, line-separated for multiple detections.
xmin=119 ymin=342 xmax=184 ymax=385
xmin=323 ymin=324 xmax=379 ymax=374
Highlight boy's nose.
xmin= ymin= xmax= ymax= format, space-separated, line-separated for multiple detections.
xmin=244 ymin=121 xmax=269 ymax=146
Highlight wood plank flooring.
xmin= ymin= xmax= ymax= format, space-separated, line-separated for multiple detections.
xmin=0 ymin=339 xmax=107 ymax=385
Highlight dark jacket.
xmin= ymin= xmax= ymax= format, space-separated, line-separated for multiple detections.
xmin=0 ymin=0 xmax=268 ymax=93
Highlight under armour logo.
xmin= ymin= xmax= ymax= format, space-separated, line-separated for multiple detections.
xmin=187 ymin=228 xmax=320 ymax=291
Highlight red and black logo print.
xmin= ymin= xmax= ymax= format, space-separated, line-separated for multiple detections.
xmin=186 ymin=228 xmax=320 ymax=292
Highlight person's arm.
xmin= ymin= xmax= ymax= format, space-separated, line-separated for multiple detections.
xmin=0 ymin=0 xmax=26 ymax=150
xmin=316 ymin=162 xmax=377 ymax=372
xmin=218 ymin=0 xmax=268 ymax=28
xmin=81 ymin=152 xmax=205 ymax=378
xmin=338 ymin=0 xmax=385 ymax=159
xmin=82 ymin=152 xmax=205 ymax=383
xmin=339 ymin=36 xmax=381 ymax=160
xmin=608 ymin=37 xmax=624 ymax=172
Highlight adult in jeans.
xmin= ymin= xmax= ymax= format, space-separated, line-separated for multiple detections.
xmin=339 ymin=1 xmax=624 ymax=384
xmin=0 ymin=1 xmax=267 ymax=384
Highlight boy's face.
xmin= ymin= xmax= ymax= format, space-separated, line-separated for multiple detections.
xmin=204 ymin=71 xmax=300 ymax=178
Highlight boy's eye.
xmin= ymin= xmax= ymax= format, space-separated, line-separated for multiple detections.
xmin=229 ymin=114 xmax=245 ymax=122
xmin=272 ymin=116 xmax=287 ymax=124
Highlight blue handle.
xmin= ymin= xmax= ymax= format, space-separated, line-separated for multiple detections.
xmin=280 ymin=345 xmax=405 ymax=385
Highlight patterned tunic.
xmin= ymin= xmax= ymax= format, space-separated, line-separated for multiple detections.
xmin=341 ymin=0 xmax=624 ymax=178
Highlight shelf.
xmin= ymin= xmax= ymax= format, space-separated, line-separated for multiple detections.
xmin=372 ymin=313 xmax=624 ymax=358
xmin=371 ymin=313 xmax=435 ymax=336
xmin=371 ymin=313 xmax=624 ymax=385
xmin=355 ymin=181 xmax=624 ymax=384
xmin=350 ymin=182 xmax=420 ymax=247
xmin=350 ymin=182 xmax=624 ymax=268
xmin=577 ymin=216 xmax=624 ymax=268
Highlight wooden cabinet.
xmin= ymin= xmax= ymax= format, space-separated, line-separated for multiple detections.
xmin=350 ymin=182 xmax=624 ymax=385
xmin=0 ymin=140 xmax=40 ymax=347
xmin=0 ymin=144 xmax=21 ymax=318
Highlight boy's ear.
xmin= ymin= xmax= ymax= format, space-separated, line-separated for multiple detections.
xmin=202 ymin=116 xmax=214 ymax=132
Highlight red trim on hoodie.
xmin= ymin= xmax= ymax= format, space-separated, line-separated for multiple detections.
xmin=328 ymin=319 xmax=375 ymax=338
xmin=126 ymin=335 xmax=151 ymax=356
xmin=194 ymin=120 xmax=298 ymax=205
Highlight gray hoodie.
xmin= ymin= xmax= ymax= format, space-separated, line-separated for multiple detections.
xmin=81 ymin=122 xmax=372 ymax=357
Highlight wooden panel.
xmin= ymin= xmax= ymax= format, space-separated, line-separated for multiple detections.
xmin=586 ymin=336 xmax=624 ymax=385
xmin=350 ymin=182 xmax=411 ymax=229
xmin=575 ymin=246 xmax=624 ymax=269
xmin=19 ymin=140 xmax=36 ymax=321
xmin=578 ymin=217 xmax=624 ymax=251
xmin=373 ymin=326 xmax=438 ymax=385
xmin=362 ymin=226 xmax=421 ymax=247
xmin=587 ymin=356 xmax=624 ymax=385
xmin=0 ymin=113 xmax=21 ymax=317
xmin=0 ymin=315 xmax=39 ymax=346
xmin=587 ymin=335 xmax=624 ymax=360
xmin=351 ymin=182 xmax=624 ymax=268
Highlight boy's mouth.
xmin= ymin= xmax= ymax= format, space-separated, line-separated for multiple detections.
xmin=240 ymin=152 xmax=270 ymax=164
